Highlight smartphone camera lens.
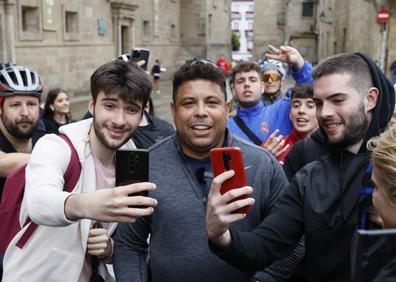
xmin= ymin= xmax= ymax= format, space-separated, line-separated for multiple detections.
xmin=222 ymin=152 xmax=232 ymax=171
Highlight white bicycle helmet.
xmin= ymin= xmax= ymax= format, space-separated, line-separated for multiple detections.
xmin=260 ymin=59 xmax=286 ymax=79
xmin=116 ymin=54 xmax=131 ymax=62
xmin=0 ymin=65 xmax=42 ymax=97
xmin=0 ymin=62 xmax=15 ymax=70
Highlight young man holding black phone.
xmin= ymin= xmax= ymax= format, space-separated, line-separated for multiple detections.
xmin=3 ymin=59 xmax=158 ymax=281
xmin=113 ymin=59 xmax=303 ymax=282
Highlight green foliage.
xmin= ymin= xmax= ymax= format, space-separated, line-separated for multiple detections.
xmin=231 ymin=32 xmax=240 ymax=51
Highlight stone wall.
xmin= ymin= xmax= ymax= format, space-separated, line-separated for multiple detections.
xmin=0 ymin=0 xmax=232 ymax=98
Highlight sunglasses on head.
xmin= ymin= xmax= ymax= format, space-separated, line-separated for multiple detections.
xmin=263 ymin=73 xmax=281 ymax=82
xmin=187 ymin=58 xmax=218 ymax=69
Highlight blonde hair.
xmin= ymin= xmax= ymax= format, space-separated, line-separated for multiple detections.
xmin=368 ymin=124 xmax=396 ymax=205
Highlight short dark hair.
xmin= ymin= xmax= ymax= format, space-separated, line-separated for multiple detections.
xmin=90 ymin=60 xmax=152 ymax=108
xmin=43 ymin=88 xmax=68 ymax=118
xmin=291 ymin=84 xmax=314 ymax=101
xmin=312 ymin=53 xmax=373 ymax=95
xmin=172 ymin=60 xmax=226 ymax=102
xmin=231 ymin=61 xmax=261 ymax=83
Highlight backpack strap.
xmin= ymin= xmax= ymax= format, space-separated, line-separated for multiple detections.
xmin=16 ymin=134 xmax=81 ymax=249
xmin=233 ymin=116 xmax=262 ymax=146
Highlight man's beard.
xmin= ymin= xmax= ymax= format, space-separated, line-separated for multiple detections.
xmin=2 ymin=115 xmax=39 ymax=139
xmin=92 ymin=116 xmax=133 ymax=150
xmin=327 ymin=102 xmax=369 ymax=148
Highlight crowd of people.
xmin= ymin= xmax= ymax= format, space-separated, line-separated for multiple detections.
xmin=0 ymin=44 xmax=395 ymax=282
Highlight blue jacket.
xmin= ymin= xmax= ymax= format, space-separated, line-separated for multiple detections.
xmin=227 ymin=99 xmax=292 ymax=144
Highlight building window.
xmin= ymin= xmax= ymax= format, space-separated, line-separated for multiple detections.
xmin=63 ymin=7 xmax=79 ymax=41
xmin=65 ymin=11 xmax=78 ymax=33
xmin=248 ymin=20 xmax=254 ymax=30
xmin=170 ymin=24 xmax=176 ymax=42
xmin=22 ymin=6 xmax=40 ymax=32
xmin=143 ymin=20 xmax=150 ymax=40
xmin=302 ymin=1 xmax=314 ymax=17
xmin=232 ymin=21 xmax=239 ymax=30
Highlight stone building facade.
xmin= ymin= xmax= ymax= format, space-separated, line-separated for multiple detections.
xmin=252 ymin=0 xmax=285 ymax=59
xmin=253 ymin=0 xmax=395 ymax=77
xmin=0 ymin=0 xmax=232 ymax=98
xmin=316 ymin=0 xmax=395 ymax=75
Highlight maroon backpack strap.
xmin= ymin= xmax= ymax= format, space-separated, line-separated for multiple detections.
xmin=59 ymin=134 xmax=82 ymax=193
xmin=16 ymin=134 xmax=82 ymax=249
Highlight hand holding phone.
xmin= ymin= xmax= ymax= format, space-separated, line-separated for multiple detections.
xmin=116 ymin=149 xmax=149 ymax=198
xmin=131 ymin=48 xmax=150 ymax=70
xmin=210 ymin=147 xmax=251 ymax=214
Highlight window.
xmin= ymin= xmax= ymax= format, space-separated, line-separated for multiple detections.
xmin=170 ymin=24 xmax=176 ymax=42
xmin=232 ymin=20 xmax=239 ymax=30
xmin=63 ymin=8 xmax=79 ymax=41
xmin=22 ymin=6 xmax=39 ymax=32
xmin=65 ymin=11 xmax=78 ymax=33
xmin=302 ymin=1 xmax=314 ymax=17
xmin=143 ymin=20 xmax=150 ymax=40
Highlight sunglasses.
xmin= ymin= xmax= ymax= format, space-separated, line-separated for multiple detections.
xmin=263 ymin=73 xmax=281 ymax=82
xmin=187 ymin=58 xmax=219 ymax=69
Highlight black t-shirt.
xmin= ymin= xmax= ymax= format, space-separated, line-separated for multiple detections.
xmin=132 ymin=112 xmax=175 ymax=149
xmin=43 ymin=115 xmax=75 ymax=135
xmin=0 ymin=122 xmax=46 ymax=200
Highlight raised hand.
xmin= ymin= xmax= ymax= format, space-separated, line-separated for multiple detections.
xmin=265 ymin=44 xmax=304 ymax=70
xmin=261 ymin=129 xmax=290 ymax=158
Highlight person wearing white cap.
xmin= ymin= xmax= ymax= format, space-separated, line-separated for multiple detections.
xmin=260 ymin=45 xmax=314 ymax=105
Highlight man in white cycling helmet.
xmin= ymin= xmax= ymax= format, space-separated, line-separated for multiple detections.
xmin=0 ymin=64 xmax=45 ymax=200
xmin=0 ymin=64 xmax=46 ymax=279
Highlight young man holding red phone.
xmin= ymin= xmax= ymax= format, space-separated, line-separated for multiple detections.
xmin=206 ymin=53 xmax=395 ymax=281
xmin=113 ymin=59 xmax=303 ymax=282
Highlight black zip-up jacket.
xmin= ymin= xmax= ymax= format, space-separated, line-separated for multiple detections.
xmin=210 ymin=53 xmax=395 ymax=282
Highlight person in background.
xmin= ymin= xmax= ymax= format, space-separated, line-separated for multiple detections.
xmin=151 ymin=59 xmax=162 ymax=93
xmin=390 ymin=60 xmax=396 ymax=84
xmin=216 ymin=54 xmax=231 ymax=77
xmin=0 ymin=64 xmax=46 ymax=279
xmin=42 ymin=88 xmax=75 ymax=134
xmin=227 ymin=61 xmax=292 ymax=145
xmin=132 ymin=98 xmax=175 ymax=149
xmin=261 ymin=45 xmax=314 ymax=105
xmin=263 ymin=84 xmax=318 ymax=165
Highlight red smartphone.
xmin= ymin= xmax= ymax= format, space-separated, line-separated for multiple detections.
xmin=210 ymin=147 xmax=251 ymax=214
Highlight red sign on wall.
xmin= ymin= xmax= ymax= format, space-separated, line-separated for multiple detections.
xmin=377 ymin=9 xmax=390 ymax=24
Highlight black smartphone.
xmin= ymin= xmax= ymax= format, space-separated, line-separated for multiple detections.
xmin=131 ymin=48 xmax=150 ymax=70
xmin=116 ymin=149 xmax=149 ymax=197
